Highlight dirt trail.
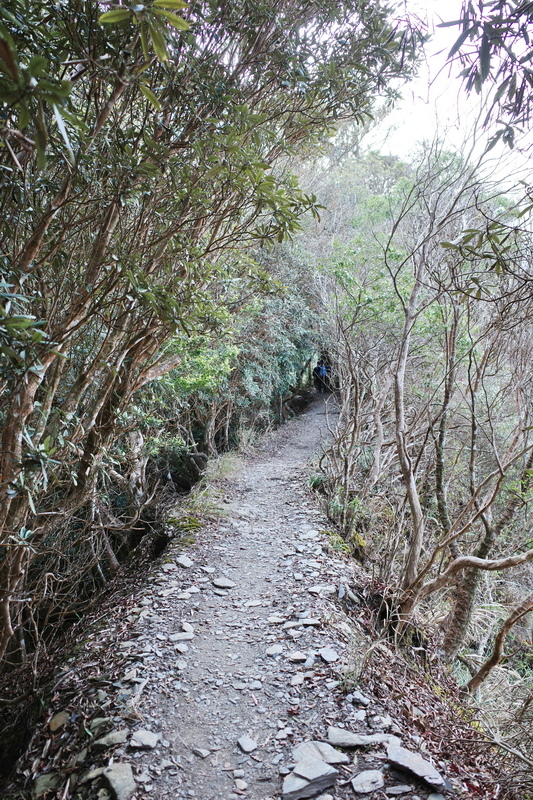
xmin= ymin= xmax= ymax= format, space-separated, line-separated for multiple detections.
xmin=131 ymin=396 xmax=366 ymax=800
xmin=10 ymin=396 xmax=457 ymax=800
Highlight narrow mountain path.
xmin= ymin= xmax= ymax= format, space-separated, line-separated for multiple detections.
xmin=126 ymin=396 xmax=369 ymax=800
xmin=12 ymin=396 xmax=460 ymax=800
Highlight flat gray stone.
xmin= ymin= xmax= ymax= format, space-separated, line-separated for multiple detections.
xmin=93 ymin=729 xmax=129 ymax=748
xmin=237 ymin=735 xmax=258 ymax=753
xmin=288 ymin=651 xmax=307 ymax=662
xmin=169 ymin=632 xmax=194 ymax=641
xmin=351 ymin=770 xmax=384 ymax=793
xmin=348 ymin=690 xmax=371 ymax=706
xmin=103 ymin=763 xmax=136 ymax=800
xmin=192 ymin=747 xmax=210 ymax=758
xmin=282 ymin=758 xmax=338 ymax=800
xmin=176 ymin=555 xmax=194 ymax=568
xmin=319 ymin=647 xmax=339 ymax=663
xmin=386 ymin=786 xmax=413 ymax=796
xmin=130 ymin=729 xmax=160 ymax=749
xmin=266 ymin=644 xmax=283 ymax=656
xmin=427 ymin=795 xmax=446 ymax=800
xmin=292 ymin=741 xmax=349 ymax=765
xmin=292 ymin=758 xmax=338 ymax=783
xmin=34 ymin=772 xmax=60 ymax=797
xmin=213 ymin=577 xmax=236 ymax=589
xmin=327 ymin=727 xmax=401 ymax=748
xmin=386 ymin=745 xmax=445 ymax=789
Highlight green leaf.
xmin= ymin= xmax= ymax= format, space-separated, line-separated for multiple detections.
xmin=151 ymin=8 xmax=189 ymax=29
xmin=52 ymin=104 xmax=75 ymax=163
xmin=27 ymin=55 xmax=48 ymax=77
xmin=139 ymin=82 xmax=162 ymax=110
xmin=448 ymin=27 xmax=474 ymax=59
xmin=147 ymin=19 xmax=169 ymax=60
xmin=99 ymin=8 xmax=133 ymax=23
xmin=18 ymin=102 xmax=30 ymax=129
xmin=152 ymin=0 xmax=188 ymax=7
xmin=480 ymin=31 xmax=491 ymax=82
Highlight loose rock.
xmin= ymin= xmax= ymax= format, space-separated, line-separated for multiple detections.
xmin=176 ymin=555 xmax=194 ymax=568
xmin=282 ymin=757 xmax=338 ymax=800
xmin=292 ymin=741 xmax=349 ymax=765
xmin=386 ymin=744 xmax=445 ymax=789
xmin=237 ymin=735 xmax=258 ymax=753
xmin=34 ymin=772 xmax=60 ymax=797
xmin=351 ymin=769 xmax=385 ymax=793
xmin=288 ymin=651 xmax=307 ymax=662
xmin=130 ymin=729 xmax=161 ymax=749
xmin=327 ymin=727 xmax=401 ymax=748
xmin=192 ymin=747 xmax=211 ymax=758
xmin=103 ymin=763 xmax=137 ymax=800
xmin=213 ymin=577 xmax=236 ymax=589
xmin=93 ymin=729 xmax=129 ymax=749
xmin=318 ymin=647 xmax=339 ymax=663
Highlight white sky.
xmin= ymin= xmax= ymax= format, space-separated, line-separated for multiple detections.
xmin=364 ymin=0 xmax=532 ymax=189
xmin=368 ymin=0 xmax=474 ymax=156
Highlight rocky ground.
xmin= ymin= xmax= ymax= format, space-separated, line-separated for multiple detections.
xmin=6 ymin=396 xmax=503 ymax=800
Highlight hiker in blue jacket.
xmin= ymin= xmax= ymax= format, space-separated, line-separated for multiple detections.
xmin=313 ymin=361 xmax=328 ymax=393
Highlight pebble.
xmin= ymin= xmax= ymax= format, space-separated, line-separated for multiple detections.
xmin=288 ymin=651 xmax=307 ymax=662
xmin=212 ymin=577 xmax=237 ymax=589
xmin=235 ymin=778 xmax=248 ymax=790
xmin=130 ymin=729 xmax=160 ymax=749
xmin=351 ymin=769 xmax=385 ymax=793
xmin=192 ymin=747 xmax=210 ymax=758
xmin=319 ymin=647 xmax=339 ymax=663
xmin=266 ymin=644 xmax=283 ymax=656
xmin=237 ymin=735 xmax=258 ymax=753
xmin=386 ymin=786 xmax=413 ymax=796
xmin=176 ymin=555 xmax=194 ymax=568
xmin=347 ymin=690 xmax=372 ymax=706
xmin=169 ymin=632 xmax=194 ymax=641
xmin=93 ymin=729 xmax=129 ymax=748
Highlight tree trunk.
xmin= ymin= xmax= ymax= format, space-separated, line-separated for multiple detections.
xmin=466 ymin=592 xmax=533 ymax=693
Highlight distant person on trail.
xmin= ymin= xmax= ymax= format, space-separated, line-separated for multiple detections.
xmin=313 ymin=361 xmax=328 ymax=393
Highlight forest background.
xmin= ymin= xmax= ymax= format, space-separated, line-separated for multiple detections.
xmin=0 ymin=0 xmax=532 ymax=792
